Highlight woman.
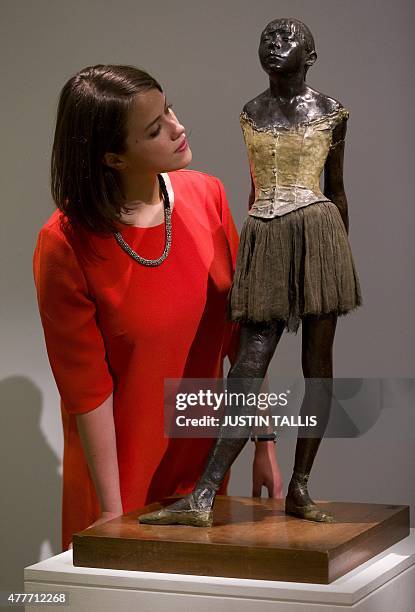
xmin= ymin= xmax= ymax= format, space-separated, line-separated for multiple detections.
xmin=33 ymin=64 xmax=282 ymax=551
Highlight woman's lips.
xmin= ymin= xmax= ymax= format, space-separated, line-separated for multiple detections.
xmin=175 ymin=137 xmax=188 ymax=153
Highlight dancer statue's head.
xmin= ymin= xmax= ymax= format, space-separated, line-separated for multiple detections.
xmin=258 ymin=17 xmax=317 ymax=79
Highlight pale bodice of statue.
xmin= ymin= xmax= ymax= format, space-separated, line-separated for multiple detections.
xmin=240 ymin=107 xmax=349 ymax=218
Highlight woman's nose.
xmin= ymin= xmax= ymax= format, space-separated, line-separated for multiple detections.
xmin=170 ymin=115 xmax=185 ymax=139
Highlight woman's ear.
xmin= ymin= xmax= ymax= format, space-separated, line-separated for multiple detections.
xmin=103 ymin=152 xmax=127 ymax=171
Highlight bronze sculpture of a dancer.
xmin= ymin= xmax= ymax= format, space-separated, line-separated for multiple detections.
xmin=140 ymin=17 xmax=361 ymax=526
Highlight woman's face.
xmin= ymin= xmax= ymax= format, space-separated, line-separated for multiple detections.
xmin=258 ymin=23 xmax=307 ymax=75
xmin=108 ymin=88 xmax=192 ymax=174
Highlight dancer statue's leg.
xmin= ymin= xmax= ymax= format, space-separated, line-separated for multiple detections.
xmin=139 ymin=321 xmax=284 ymax=525
xmin=285 ymin=313 xmax=337 ymax=522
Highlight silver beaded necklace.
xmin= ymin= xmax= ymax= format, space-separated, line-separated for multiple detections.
xmin=113 ymin=174 xmax=172 ymax=267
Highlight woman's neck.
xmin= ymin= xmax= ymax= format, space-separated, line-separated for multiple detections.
xmin=118 ymin=171 xmax=172 ymax=227
xmin=120 ymin=172 xmax=161 ymax=207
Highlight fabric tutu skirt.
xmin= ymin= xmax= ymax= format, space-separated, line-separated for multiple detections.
xmin=228 ymin=201 xmax=362 ymax=332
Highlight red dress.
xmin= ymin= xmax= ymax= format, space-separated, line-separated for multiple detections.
xmin=33 ymin=170 xmax=239 ymax=551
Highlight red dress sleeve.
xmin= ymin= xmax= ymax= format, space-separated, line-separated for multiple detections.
xmin=214 ymin=177 xmax=241 ymax=366
xmin=33 ymin=226 xmax=113 ymax=414
xmin=214 ymin=177 xmax=239 ymax=268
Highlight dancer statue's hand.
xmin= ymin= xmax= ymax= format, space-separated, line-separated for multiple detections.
xmin=252 ymin=442 xmax=283 ymax=498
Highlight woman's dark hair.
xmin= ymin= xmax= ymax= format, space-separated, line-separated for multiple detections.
xmin=51 ymin=64 xmax=162 ymax=234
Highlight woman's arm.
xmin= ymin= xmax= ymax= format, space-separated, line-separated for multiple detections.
xmin=75 ymin=393 xmax=123 ymax=515
xmin=34 ymin=227 xmax=120 ymax=548
xmin=324 ymin=118 xmax=349 ymax=233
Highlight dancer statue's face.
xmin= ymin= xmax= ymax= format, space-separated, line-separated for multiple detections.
xmin=258 ymin=23 xmax=308 ymax=76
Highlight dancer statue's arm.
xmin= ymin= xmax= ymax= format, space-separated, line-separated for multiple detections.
xmin=324 ymin=119 xmax=349 ymax=233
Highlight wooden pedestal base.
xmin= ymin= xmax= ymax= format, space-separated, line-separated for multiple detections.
xmin=73 ymin=497 xmax=409 ymax=583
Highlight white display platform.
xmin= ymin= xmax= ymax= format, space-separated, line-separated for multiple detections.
xmin=24 ymin=529 xmax=415 ymax=611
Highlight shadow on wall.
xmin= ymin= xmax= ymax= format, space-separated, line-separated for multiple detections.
xmin=0 ymin=376 xmax=61 ymax=592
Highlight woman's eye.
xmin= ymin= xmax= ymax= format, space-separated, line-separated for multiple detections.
xmin=149 ymin=125 xmax=162 ymax=138
xmin=149 ymin=104 xmax=174 ymax=137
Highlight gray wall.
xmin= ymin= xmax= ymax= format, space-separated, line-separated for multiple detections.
xmin=1 ymin=0 xmax=414 ymax=591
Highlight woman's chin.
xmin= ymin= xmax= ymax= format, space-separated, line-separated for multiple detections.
xmin=170 ymin=148 xmax=193 ymax=171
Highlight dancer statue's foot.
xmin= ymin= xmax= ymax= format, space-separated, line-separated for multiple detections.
xmin=138 ymin=493 xmax=213 ymax=527
xmin=285 ymin=473 xmax=334 ymax=522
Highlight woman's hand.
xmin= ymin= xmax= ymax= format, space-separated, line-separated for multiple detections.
xmin=67 ymin=510 xmax=122 ymax=550
xmin=85 ymin=510 xmax=123 ymax=530
xmin=252 ymin=441 xmax=283 ymax=498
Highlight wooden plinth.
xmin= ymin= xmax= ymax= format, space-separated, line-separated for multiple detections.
xmin=73 ymin=497 xmax=410 ymax=583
